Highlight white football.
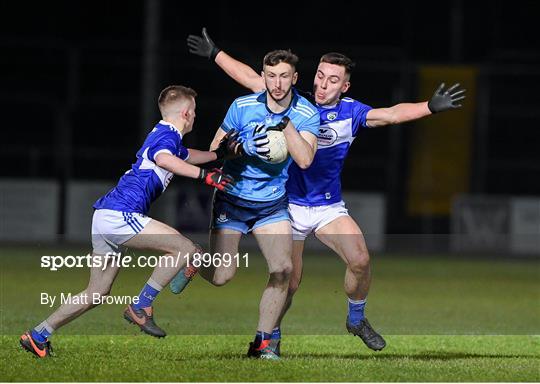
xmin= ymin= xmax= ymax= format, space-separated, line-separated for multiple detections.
xmin=263 ymin=130 xmax=288 ymax=164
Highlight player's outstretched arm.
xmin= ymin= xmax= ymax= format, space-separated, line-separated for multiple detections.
xmin=187 ymin=130 xmax=242 ymax=164
xmin=185 ymin=149 xmax=219 ymax=165
xmin=155 ymin=152 xmax=235 ymax=191
xmin=187 ymin=27 xmax=265 ymax=93
xmin=272 ymin=117 xmax=317 ymax=169
xmin=155 ymin=152 xmax=205 ymax=178
xmin=366 ymin=83 xmax=466 ymax=128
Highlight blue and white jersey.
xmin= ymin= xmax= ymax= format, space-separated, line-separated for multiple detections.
xmin=221 ymin=89 xmax=319 ymax=202
xmin=94 ymin=120 xmax=189 ymax=215
xmin=287 ymin=97 xmax=372 ymax=206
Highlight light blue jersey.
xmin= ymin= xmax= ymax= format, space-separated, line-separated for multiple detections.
xmin=287 ymin=96 xmax=372 ymax=206
xmin=94 ymin=120 xmax=189 ymax=215
xmin=221 ymin=89 xmax=319 ymax=202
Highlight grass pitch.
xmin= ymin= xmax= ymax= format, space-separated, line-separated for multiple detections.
xmin=1 ymin=335 xmax=538 ymax=381
xmin=1 ymin=245 xmax=539 ymax=381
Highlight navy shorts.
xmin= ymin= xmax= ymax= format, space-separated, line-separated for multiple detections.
xmin=211 ymin=191 xmax=290 ymax=234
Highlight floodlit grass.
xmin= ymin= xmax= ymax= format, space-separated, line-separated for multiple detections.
xmin=1 ymin=245 xmax=538 ymax=381
xmin=2 ymin=335 xmax=538 ymax=381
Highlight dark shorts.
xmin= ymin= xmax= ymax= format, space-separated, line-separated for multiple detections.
xmin=211 ymin=191 xmax=290 ymax=234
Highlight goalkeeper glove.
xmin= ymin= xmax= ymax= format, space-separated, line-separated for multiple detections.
xmin=198 ymin=168 xmax=235 ymax=192
xmin=428 ymin=83 xmax=466 ymax=113
xmin=213 ymin=129 xmax=242 ymax=160
xmin=187 ymin=27 xmax=221 ymax=60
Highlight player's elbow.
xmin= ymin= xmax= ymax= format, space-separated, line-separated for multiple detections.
xmin=296 ymin=160 xmax=311 ymax=170
xmin=385 ymin=109 xmax=400 ymax=125
xmin=295 ymin=152 xmax=315 ymax=170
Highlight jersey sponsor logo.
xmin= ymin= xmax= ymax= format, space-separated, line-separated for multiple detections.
xmin=327 ymin=111 xmax=338 ymax=121
xmin=317 ymin=127 xmax=338 ymax=146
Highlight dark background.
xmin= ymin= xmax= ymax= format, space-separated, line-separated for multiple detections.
xmin=1 ymin=0 xmax=539 ymax=233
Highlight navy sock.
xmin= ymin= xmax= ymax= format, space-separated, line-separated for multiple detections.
xmin=31 ymin=321 xmax=53 ymax=343
xmin=348 ymin=298 xmax=366 ymax=325
xmin=133 ymin=278 xmax=162 ymax=310
xmin=253 ymin=331 xmax=272 ymax=349
xmin=271 ymin=327 xmax=281 ymax=340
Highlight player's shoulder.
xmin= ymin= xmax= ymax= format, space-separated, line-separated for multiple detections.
xmin=151 ymin=121 xmax=182 ymax=142
xmin=341 ymin=97 xmax=367 ymax=107
xmin=340 ymin=97 xmax=372 ymax=111
xmin=232 ymin=92 xmax=263 ymax=109
xmin=155 ymin=120 xmax=181 ymax=134
xmin=293 ymin=91 xmax=318 ymax=119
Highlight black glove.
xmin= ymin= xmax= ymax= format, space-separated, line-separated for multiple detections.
xmin=213 ymin=129 xmax=242 ymax=160
xmin=198 ymin=168 xmax=235 ymax=192
xmin=266 ymin=116 xmax=290 ymax=131
xmin=187 ymin=27 xmax=221 ymax=60
xmin=428 ymin=83 xmax=466 ymax=113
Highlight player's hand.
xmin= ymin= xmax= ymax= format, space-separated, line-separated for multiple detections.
xmin=198 ymin=168 xmax=235 ymax=192
xmin=266 ymin=116 xmax=291 ymax=131
xmin=240 ymin=125 xmax=270 ymax=160
xmin=428 ymin=83 xmax=466 ymax=113
xmin=187 ymin=27 xmax=221 ymax=60
xmin=213 ymin=129 xmax=242 ymax=160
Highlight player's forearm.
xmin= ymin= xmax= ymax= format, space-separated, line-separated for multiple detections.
xmin=186 ymin=149 xmax=218 ymax=165
xmin=283 ymin=126 xmax=317 ymax=169
xmin=388 ymin=102 xmax=431 ymax=124
xmin=156 ymin=153 xmax=201 ymax=179
xmin=215 ymin=51 xmax=265 ymax=92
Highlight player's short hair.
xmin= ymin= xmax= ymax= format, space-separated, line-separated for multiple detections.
xmin=320 ymin=52 xmax=356 ymax=76
xmin=263 ymin=49 xmax=299 ymax=70
xmin=158 ymin=85 xmax=197 ymax=116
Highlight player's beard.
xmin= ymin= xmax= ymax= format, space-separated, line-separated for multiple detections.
xmin=268 ymin=86 xmax=292 ymax=103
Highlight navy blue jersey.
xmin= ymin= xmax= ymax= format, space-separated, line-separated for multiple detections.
xmin=287 ymin=96 xmax=372 ymax=206
xmin=94 ymin=120 xmax=189 ymax=214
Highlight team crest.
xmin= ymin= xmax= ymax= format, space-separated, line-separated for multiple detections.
xmin=217 ymin=213 xmax=228 ymax=223
xmin=327 ymin=111 xmax=338 ymax=121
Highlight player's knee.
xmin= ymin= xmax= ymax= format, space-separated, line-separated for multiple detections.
xmin=269 ymin=262 xmax=293 ymax=285
xmin=85 ymin=286 xmax=112 ymax=308
xmin=166 ymin=238 xmax=201 ymax=258
xmin=348 ymin=252 xmax=370 ymax=275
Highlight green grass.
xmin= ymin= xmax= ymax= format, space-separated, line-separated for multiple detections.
xmin=1 ymin=245 xmax=539 ymax=381
xmin=1 ymin=335 xmax=538 ymax=381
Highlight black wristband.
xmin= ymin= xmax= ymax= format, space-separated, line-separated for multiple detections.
xmin=427 ymin=100 xmax=437 ymax=114
xmin=198 ymin=168 xmax=207 ymax=180
xmin=213 ymin=147 xmax=225 ymax=160
xmin=210 ymin=47 xmax=221 ymax=61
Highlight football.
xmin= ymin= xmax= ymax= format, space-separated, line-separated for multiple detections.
xmin=262 ymin=130 xmax=289 ymax=164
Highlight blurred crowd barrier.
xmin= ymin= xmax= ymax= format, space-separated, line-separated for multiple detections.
xmin=1 ymin=179 xmax=538 ymax=256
